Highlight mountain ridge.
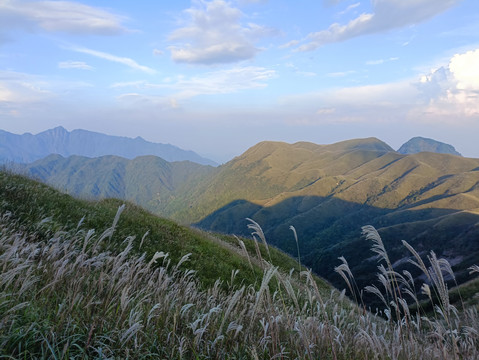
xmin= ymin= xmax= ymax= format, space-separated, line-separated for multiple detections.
xmin=0 ymin=126 xmax=217 ymax=166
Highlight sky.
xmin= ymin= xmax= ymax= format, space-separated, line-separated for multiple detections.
xmin=1 ymin=0 xmax=479 ymax=163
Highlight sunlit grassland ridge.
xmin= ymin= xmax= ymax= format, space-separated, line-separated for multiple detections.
xmin=1 ymin=170 xmax=479 ymax=359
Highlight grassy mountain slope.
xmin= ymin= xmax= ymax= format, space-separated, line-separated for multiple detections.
xmin=188 ymin=140 xmax=479 ymax=292
xmin=164 ymin=138 xmax=396 ymax=222
xmin=175 ymin=139 xmax=478 ymax=222
xmin=0 ymin=169 xmax=318 ymax=289
xmin=16 ymin=138 xmax=479 ymax=295
xmin=22 ymin=154 xmax=216 ymax=218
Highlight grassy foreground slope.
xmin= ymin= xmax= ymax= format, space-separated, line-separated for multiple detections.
xmin=1 ymin=170 xmax=479 ymax=359
xmin=0 ymin=170 xmax=312 ymax=288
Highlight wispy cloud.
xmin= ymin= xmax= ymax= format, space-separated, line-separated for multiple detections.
xmin=0 ymin=0 xmax=127 ymax=37
xmin=167 ymin=66 xmax=277 ymax=97
xmin=58 ymin=61 xmax=94 ymax=71
xmin=70 ymin=47 xmax=156 ymax=74
xmin=338 ymin=2 xmax=360 ymax=16
xmin=293 ymin=0 xmax=461 ymax=52
xmin=168 ymin=0 xmax=277 ymax=65
xmin=0 ymin=70 xmax=53 ymax=120
xmin=365 ymin=57 xmax=398 ymax=66
xmin=326 ymin=70 xmax=356 ymax=77
xmin=285 ymin=62 xmax=317 ymax=77
xmin=113 ymin=66 xmax=276 ymax=107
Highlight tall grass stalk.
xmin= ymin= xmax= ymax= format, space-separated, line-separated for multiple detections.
xmin=1 ymin=209 xmax=478 ymax=359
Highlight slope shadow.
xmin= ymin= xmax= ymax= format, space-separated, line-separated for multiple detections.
xmin=195 ymin=195 xmax=479 ymax=305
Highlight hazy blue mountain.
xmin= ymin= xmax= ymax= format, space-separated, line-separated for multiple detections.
xmin=0 ymin=126 xmax=217 ymax=166
xmin=397 ymin=136 xmax=462 ymax=156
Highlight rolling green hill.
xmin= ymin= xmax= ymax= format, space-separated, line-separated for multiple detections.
xmin=22 ymin=153 xmax=216 ymax=218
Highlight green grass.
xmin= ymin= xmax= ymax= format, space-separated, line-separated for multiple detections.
xmin=0 ymin=170 xmax=266 ymax=288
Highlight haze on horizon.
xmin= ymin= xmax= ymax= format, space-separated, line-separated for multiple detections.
xmin=0 ymin=0 xmax=478 ymax=163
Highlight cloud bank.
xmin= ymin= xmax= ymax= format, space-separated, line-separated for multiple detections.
xmin=281 ymin=48 xmax=479 ymax=126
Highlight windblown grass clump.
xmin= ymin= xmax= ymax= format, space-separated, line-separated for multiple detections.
xmin=2 ymin=208 xmax=479 ymax=359
xmin=0 ymin=208 xmax=344 ymax=359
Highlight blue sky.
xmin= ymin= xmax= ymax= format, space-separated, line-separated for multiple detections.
xmin=1 ymin=0 xmax=478 ymax=162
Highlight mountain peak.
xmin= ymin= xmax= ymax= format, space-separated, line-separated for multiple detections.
xmin=398 ymin=137 xmax=461 ymax=156
xmin=44 ymin=126 xmax=68 ymax=135
xmin=323 ymin=137 xmax=394 ymax=153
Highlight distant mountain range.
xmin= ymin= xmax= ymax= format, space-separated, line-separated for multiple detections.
xmin=397 ymin=136 xmax=462 ymax=156
xmin=18 ymin=136 xmax=479 ymax=299
xmin=23 ymin=154 xmax=214 ymax=214
xmin=0 ymin=126 xmax=217 ymax=166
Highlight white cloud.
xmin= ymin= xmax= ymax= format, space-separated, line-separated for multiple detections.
xmin=168 ymin=0 xmax=276 ymax=65
xmin=366 ymin=59 xmax=384 ymax=65
xmin=110 ymin=80 xmax=148 ymax=89
xmin=70 ymin=47 xmax=156 ymax=74
xmin=289 ymin=72 xmax=415 ymax=111
xmin=116 ymin=93 xmax=180 ymax=110
xmin=284 ymin=62 xmax=317 ymax=77
xmin=294 ymin=0 xmax=461 ymax=51
xmin=338 ymin=2 xmax=360 ymax=16
xmin=239 ymin=0 xmax=268 ymax=4
xmin=115 ymin=66 xmax=276 ymax=99
xmin=0 ymin=0 xmax=127 ymax=37
xmin=297 ymin=71 xmax=317 ymax=77
xmin=449 ymin=49 xmax=479 ymax=90
xmin=0 ymin=70 xmax=54 ymax=119
xmin=58 ymin=61 xmax=94 ymax=70
xmin=366 ymin=57 xmax=398 ymax=65
xmin=317 ymin=107 xmax=336 ymax=115
xmin=326 ymin=70 xmax=356 ymax=77
xmin=279 ymin=39 xmax=300 ymax=49
xmin=418 ymin=49 xmax=479 ymax=119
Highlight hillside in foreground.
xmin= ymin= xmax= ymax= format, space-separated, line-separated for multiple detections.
xmin=0 ymin=170 xmax=314 ymax=288
xmin=1 ymin=170 xmax=479 ymax=359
